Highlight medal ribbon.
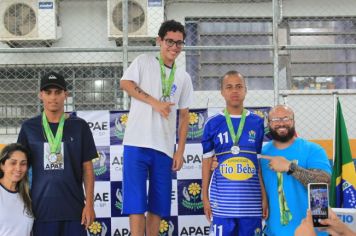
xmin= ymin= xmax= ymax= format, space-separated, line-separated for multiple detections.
xmin=159 ymin=56 xmax=176 ymax=98
xmin=224 ymin=108 xmax=247 ymax=146
xmin=42 ymin=112 xmax=65 ymax=154
xmin=277 ymin=172 xmax=293 ymax=225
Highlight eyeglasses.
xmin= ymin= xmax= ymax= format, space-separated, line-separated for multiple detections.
xmin=164 ymin=39 xmax=185 ymax=48
xmin=269 ymin=117 xmax=294 ymax=123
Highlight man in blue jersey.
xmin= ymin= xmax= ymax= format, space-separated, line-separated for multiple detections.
xmin=201 ymin=71 xmax=267 ymax=236
xmin=17 ymin=72 xmax=97 ymax=236
xmin=259 ymin=105 xmax=331 ymax=236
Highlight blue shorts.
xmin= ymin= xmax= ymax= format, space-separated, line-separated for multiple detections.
xmin=33 ymin=220 xmax=86 ymax=236
xmin=122 ymin=145 xmax=173 ymax=217
xmin=210 ymin=217 xmax=262 ymax=236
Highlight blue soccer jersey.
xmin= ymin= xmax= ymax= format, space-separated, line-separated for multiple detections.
xmin=202 ymin=110 xmax=264 ymax=218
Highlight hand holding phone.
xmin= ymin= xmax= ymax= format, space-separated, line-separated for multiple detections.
xmin=308 ymin=183 xmax=329 ymax=227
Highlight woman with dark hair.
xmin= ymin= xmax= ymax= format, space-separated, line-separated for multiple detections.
xmin=0 ymin=143 xmax=34 ymax=236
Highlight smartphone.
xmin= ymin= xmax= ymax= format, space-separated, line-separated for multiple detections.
xmin=308 ymin=183 xmax=329 ymax=227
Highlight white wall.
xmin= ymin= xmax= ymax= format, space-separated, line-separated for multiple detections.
xmin=0 ymin=134 xmax=17 ymax=143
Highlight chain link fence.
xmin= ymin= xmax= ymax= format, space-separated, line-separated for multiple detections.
xmin=0 ymin=0 xmax=355 ymax=151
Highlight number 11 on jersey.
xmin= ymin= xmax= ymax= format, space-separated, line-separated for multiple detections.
xmin=217 ymin=132 xmax=229 ymax=144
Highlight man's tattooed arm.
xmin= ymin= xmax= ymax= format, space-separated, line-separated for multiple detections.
xmin=291 ymin=167 xmax=331 ymax=187
xmin=134 ymin=85 xmax=150 ymax=98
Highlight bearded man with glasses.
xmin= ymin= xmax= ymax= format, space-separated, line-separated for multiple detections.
xmin=120 ymin=20 xmax=193 ymax=236
xmin=258 ymin=105 xmax=331 ymax=236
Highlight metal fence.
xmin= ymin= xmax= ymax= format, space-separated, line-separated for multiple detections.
xmin=0 ymin=0 xmax=355 ymax=146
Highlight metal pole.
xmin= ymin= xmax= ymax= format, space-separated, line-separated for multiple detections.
xmin=122 ymin=0 xmax=129 ymax=110
xmin=272 ymin=0 xmax=280 ymax=105
xmin=332 ymin=92 xmax=338 ymax=164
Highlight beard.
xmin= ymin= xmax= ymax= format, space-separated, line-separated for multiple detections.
xmin=269 ymin=125 xmax=296 ymax=143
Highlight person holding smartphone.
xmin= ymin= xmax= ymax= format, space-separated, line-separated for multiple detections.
xmin=258 ymin=105 xmax=332 ymax=236
xmin=295 ymin=209 xmax=356 ymax=236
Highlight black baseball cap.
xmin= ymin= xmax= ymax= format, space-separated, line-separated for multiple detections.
xmin=40 ymin=71 xmax=67 ymax=91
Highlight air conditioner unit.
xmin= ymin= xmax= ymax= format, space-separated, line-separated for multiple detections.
xmin=108 ymin=0 xmax=164 ymax=40
xmin=0 ymin=0 xmax=61 ymax=43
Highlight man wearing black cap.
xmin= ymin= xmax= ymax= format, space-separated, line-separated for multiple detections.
xmin=17 ymin=71 xmax=97 ymax=236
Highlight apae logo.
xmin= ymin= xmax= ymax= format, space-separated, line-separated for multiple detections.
xmin=115 ymin=188 xmax=123 ymax=211
xmin=183 ymin=154 xmax=201 ymax=164
xmin=94 ymin=191 xmax=109 ymax=208
xmin=88 ymin=121 xmax=108 ymax=131
xmin=111 ymin=155 xmax=123 ymax=170
xmin=93 ymin=150 xmax=108 ymax=177
xmin=187 ymin=112 xmax=205 ymax=139
xmin=181 ymin=182 xmax=203 ymax=212
xmin=112 ymin=228 xmax=130 ymax=236
xmin=159 ymin=219 xmax=174 ymax=236
xmin=115 ymin=113 xmax=128 ymax=140
xmin=180 ymin=226 xmax=210 ymax=236
xmin=88 ymin=221 xmax=108 ymax=236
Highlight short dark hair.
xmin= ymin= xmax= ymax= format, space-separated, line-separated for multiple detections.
xmin=220 ymin=70 xmax=246 ymax=90
xmin=158 ymin=20 xmax=186 ymax=40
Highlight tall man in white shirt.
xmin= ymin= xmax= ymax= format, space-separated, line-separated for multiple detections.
xmin=120 ymin=20 xmax=193 ymax=236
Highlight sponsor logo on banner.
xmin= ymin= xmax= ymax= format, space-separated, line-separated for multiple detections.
xmin=77 ymin=111 xmax=110 ymax=146
xmin=110 ymin=111 xmax=129 ymax=145
xmin=220 ymin=156 xmax=256 ymax=180
xmin=93 ymin=146 xmax=110 ymax=181
xmin=94 ymin=182 xmax=111 ymax=218
xmin=159 ymin=217 xmax=177 ymax=236
xmin=178 ymin=180 xmax=203 ymax=215
xmin=87 ymin=218 xmax=110 ymax=236
xmin=178 ymin=144 xmax=202 ymax=180
xmin=186 ymin=109 xmax=208 ymax=143
xmin=111 ymin=217 xmax=131 ymax=236
xmin=247 ymin=106 xmax=272 ymax=141
xmin=110 ymin=145 xmax=123 ymax=181
xmin=111 ymin=181 xmax=127 ymax=217
xmin=178 ymin=215 xmax=210 ymax=236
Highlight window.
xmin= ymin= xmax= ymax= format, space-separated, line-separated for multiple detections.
xmin=185 ymin=17 xmax=273 ymax=91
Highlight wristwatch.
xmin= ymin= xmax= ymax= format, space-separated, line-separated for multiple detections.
xmin=287 ymin=161 xmax=297 ymax=175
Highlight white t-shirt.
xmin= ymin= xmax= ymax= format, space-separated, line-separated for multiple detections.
xmin=0 ymin=183 xmax=34 ymax=236
xmin=121 ymin=54 xmax=193 ymax=157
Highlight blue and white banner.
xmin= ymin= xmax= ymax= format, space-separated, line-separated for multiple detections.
xmin=77 ymin=109 xmax=209 ymax=235
xmin=78 ymin=107 xmax=270 ymax=235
